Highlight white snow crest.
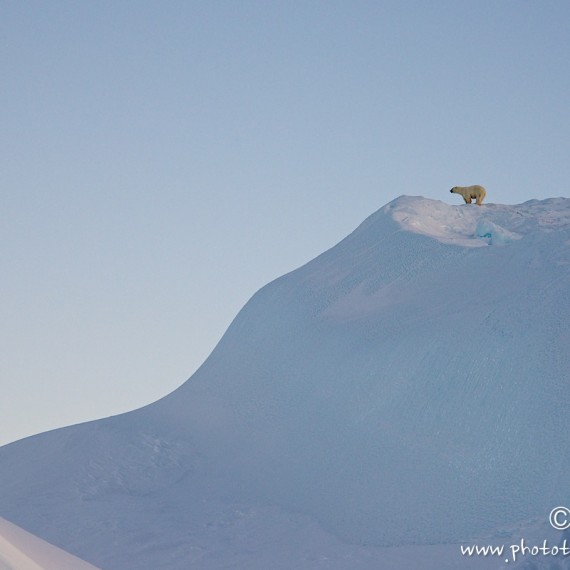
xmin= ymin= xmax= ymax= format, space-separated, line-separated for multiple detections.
xmin=387 ymin=195 xmax=570 ymax=247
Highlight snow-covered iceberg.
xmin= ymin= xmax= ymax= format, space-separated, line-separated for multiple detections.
xmin=1 ymin=196 xmax=569 ymax=569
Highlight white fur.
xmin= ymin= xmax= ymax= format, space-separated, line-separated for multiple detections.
xmin=450 ymin=185 xmax=486 ymax=206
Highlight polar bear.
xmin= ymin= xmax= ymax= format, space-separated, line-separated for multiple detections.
xmin=450 ymin=185 xmax=486 ymax=206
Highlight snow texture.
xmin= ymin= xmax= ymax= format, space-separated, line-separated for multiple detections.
xmin=1 ymin=196 xmax=569 ymax=569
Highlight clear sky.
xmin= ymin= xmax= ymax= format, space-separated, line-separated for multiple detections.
xmin=2 ymin=1 xmax=569 ymax=447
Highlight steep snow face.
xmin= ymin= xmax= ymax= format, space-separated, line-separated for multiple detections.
xmin=149 ymin=196 xmax=570 ymax=545
xmin=0 ymin=196 xmax=569 ymax=569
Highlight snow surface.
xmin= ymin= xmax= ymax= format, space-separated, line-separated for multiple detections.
xmin=391 ymin=195 xmax=570 ymax=246
xmin=1 ymin=196 xmax=569 ymax=569
xmin=0 ymin=516 xmax=100 ymax=570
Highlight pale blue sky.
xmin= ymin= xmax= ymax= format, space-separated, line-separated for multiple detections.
xmin=2 ymin=1 xmax=569 ymax=446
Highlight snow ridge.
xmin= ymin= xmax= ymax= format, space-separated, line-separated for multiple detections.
xmin=0 ymin=516 xmax=100 ymax=570
xmin=388 ymin=195 xmax=570 ymax=246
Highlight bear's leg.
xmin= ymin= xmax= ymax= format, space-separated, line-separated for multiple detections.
xmin=463 ymin=196 xmax=471 ymax=204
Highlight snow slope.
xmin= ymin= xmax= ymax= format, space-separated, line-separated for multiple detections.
xmin=1 ymin=196 xmax=569 ymax=569
xmin=0 ymin=516 xmax=100 ymax=570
